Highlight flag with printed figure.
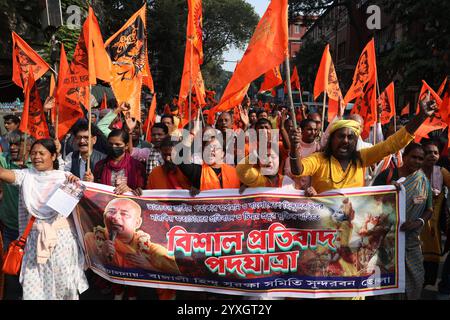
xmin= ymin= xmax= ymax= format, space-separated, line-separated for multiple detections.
xmin=19 ymin=71 xmax=49 ymax=139
xmin=314 ymin=44 xmax=345 ymax=120
xmin=348 ymin=39 xmax=378 ymax=138
xmin=105 ymin=4 xmax=152 ymax=121
xmin=378 ymin=82 xmax=396 ymax=125
xmin=207 ymin=0 xmax=288 ymax=124
xmin=12 ymin=32 xmax=50 ymax=89
xmin=414 ymin=80 xmax=445 ymax=142
xmin=260 ymin=66 xmax=283 ymax=92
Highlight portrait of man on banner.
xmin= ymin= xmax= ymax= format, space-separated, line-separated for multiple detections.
xmin=83 ymin=198 xmax=180 ymax=274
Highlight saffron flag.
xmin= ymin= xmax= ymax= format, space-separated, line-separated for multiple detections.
xmin=179 ymin=0 xmax=206 ymax=117
xmin=348 ymin=39 xmax=378 ymax=138
xmin=105 ymin=4 xmax=151 ymax=121
xmin=207 ymin=0 xmax=288 ymax=124
xmin=344 ymin=39 xmax=377 ymax=104
xmin=100 ymin=93 xmax=108 ymax=110
xmin=437 ymin=76 xmax=448 ymax=97
xmin=400 ymin=103 xmax=410 ymax=116
xmin=143 ymin=94 xmax=157 ymax=142
xmin=67 ymin=7 xmax=111 ymax=89
xmin=378 ymin=82 xmax=396 ymax=125
xmin=49 ymin=74 xmax=56 ymax=97
xmin=12 ymin=32 xmax=50 ymax=89
xmin=259 ymin=66 xmax=283 ymax=92
xmin=19 ymin=71 xmax=49 ymax=139
xmin=414 ymin=80 xmax=445 ymax=142
xmin=55 ymin=44 xmax=84 ymax=140
xmin=314 ymin=44 xmax=345 ymax=120
xmin=291 ymin=66 xmax=301 ymax=91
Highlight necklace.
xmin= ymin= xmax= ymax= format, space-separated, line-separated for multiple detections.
xmin=328 ymin=158 xmax=353 ymax=185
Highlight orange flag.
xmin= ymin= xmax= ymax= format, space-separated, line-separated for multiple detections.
xmin=55 ymin=44 xmax=84 ymax=140
xmin=378 ymin=82 xmax=396 ymax=125
xmin=350 ymin=76 xmax=377 ymax=139
xmin=400 ymin=103 xmax=410 ymax=116
xmin=105 ymin=4 xmax=151 ymax=121
xmin=344 ymin=39 xmax=377 ymax=104
xmin=348 ymin=39 xmax=378 ymax=138
xmin=19 ymin=71 xmax=50 ymax=139
xmin=259 ymin=66 xmax=283 ymax=92
xmin=414 ymin=80 xmax=446 ymax=142
xmin=67 ymin=7 xmax=111 ymax=89
xmin=12 ymin=32 xmax=50 ymax=89
xmin=284 ymin=65 xmax=301 ymax=93
xmin=100 ymin=93 xmax=108 ymax=110
xmin=291 ymin=66 xmax=301 ymax=91
xmin=143 ymin=95 xmax=157 ymax=142
xmin=314 ymin=44 xmax=345 ymax=120
xmin=437 ymin=76 xmax=448 ymax=97
xmin=49 ymin=74 xmax=56 ymax=97
xmin=179 ymin=0 xmax=206 ymax=116
xmin=207 ymin=0 xmax=288 ymax=123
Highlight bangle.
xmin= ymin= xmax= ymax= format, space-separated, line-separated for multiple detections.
xmin=417 ymin=218 xmax=425 ymax=227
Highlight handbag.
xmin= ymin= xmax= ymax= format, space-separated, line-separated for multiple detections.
xmin=2 ymin=216 xmax=35 ymax=275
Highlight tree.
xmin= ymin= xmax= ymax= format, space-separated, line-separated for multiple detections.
xmin=149 ymin=0 xmax=259 ymax=102
xmin=293 ymin=40 xmax=327 ymax=94
xmin=379 ymin=0 xmax=450 ymax=95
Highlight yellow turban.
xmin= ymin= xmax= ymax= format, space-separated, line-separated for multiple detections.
xmin=329 ymin=120 xmax=361 ymax=136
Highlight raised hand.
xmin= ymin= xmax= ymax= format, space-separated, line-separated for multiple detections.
xmin=238 ymin=104 xmax=249 ymax=128
xmin=43 ymin=96 xmax=55 ymax=112
xmin=418 ymin=91 xmax=438 ymax=117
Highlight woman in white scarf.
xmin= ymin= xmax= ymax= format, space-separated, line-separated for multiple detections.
xmin=0 ymin=139 xmax=88 ymax=300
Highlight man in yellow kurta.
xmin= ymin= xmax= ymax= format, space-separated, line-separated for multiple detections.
xmin=292 ymin=97 xmax=438 ymax=194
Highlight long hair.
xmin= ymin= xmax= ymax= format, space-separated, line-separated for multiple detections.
xmin=323 ymin=130 xmax=360 ymax=165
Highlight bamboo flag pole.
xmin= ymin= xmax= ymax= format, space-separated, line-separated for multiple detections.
xmin=188 ymin=39 xmax=193 ymax=131
xmin=321 ymin=92 xmax=327 ymax=136
xmin=374 ymin=77 xmax=382 ymax=145
xmin=284 ymin=57 xmax=297 ymax=130
xmin=87 ymin=85 xmax=92 ymax=173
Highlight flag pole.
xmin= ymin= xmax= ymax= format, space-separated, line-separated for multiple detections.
xmin=188 ymin=38 xmax=193 ymax=131
xmin=87 ymin=85 xmax=92 ymax=173
xmin=321 ymin=93 xmax=327 ymax=136
xmin=285 ymin=57 xmax=297 ymax=130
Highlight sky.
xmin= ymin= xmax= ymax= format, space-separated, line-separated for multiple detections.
xmin=221 ymin=0 xmax=270 ymax=72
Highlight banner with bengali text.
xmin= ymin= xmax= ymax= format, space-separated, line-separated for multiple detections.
xmin=74 ymin=183 xmax=405 ymax=298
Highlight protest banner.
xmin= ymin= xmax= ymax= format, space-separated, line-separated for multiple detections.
xmin=74 ymin=184 xmax=405 ymax=298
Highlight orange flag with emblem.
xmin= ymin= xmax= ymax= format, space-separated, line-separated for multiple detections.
xmin=12 ymin=32 xmax=50 ymax=89
xmin=348 ymin=39 xmax=378 ymax=138
xmin=259 ymin=66 xmax=283 ymax=92
xmin=378 ymin=82 xmax=396 ymax=125
xmin=179 ymin=0 xmax=206 ymax=117
xmin=19 ymin=70 xmax=49 ymax=139
xmin=414 ymin=80 xmax=446 ymax=142
xmin=314 ymin=44 xmax=345 ymax=120
xmin=207 ymin=0 xmax=288 ymax=124
xmin=105 ymin=4 xmax=152 ymax=121
xmin=345 ymin=39 xmax=377 ymax=104
xmin=55 ymin=44 xmax=84 ymax=140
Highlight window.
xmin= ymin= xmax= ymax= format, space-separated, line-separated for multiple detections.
xmin=294 ymin=24 xmax=301 ymax=34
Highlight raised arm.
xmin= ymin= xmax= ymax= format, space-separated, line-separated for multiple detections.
xmin=0 ymin=167 xmax=16 ymax=184
xmin=361 ymin=96 xmax=438 ymax=167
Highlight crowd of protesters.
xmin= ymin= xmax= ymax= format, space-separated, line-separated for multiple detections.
xmin=0 ymin=87 xmax=449 ymax=301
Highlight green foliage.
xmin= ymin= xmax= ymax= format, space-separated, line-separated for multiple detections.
xmin=293 ymin=40 xmax=327 ymax=93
